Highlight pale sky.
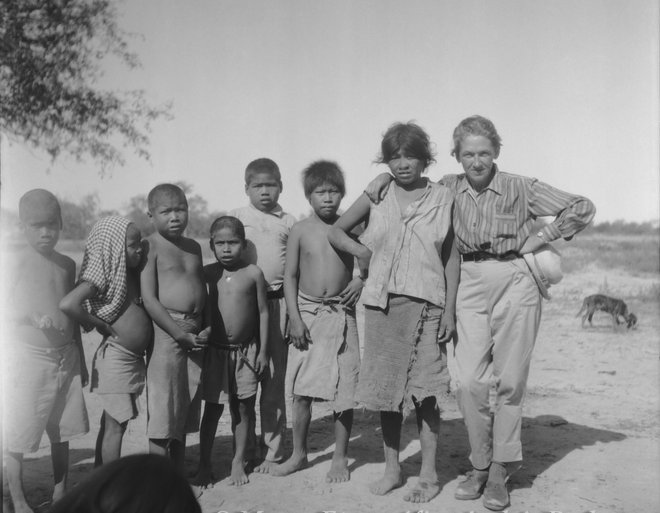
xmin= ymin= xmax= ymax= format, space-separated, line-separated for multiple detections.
xmin=2 ymin=0 xmax=658 ymax=223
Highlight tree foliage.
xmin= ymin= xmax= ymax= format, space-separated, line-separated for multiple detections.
xmin=0 ymin=0 xmax=170 ymax=172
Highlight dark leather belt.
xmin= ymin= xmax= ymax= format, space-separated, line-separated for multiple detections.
xmin=267 ymin=287 xmax=284 ymax=300
xmin=461 ymin=251 xmax=520 ymax=263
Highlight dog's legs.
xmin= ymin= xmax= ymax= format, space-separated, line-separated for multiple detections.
xmin=587 ymin=309 xmax=595 ymax=327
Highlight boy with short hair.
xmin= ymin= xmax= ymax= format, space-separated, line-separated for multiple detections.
xmin=3 ymin=189 xmax=89 ymax=513
xmin=60 ymin=216 xmax=153 ymax=466
xmin=272 ymin=161 xmax=362 ymax=482
xmin=192 ymin=216 xmax=269 ymax=487
xmin=229 ymin=158 xmax=296 ymax=472
xmin=140 ymin=184 xmax=210 ymax=472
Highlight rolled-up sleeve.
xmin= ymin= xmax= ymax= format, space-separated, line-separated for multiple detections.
xmin=526 ymin=178 xmax=596 ymax=241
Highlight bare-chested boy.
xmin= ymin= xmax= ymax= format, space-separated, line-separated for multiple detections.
xmin=272 ymin=161 xmax=362 ymax=482
xmin=3 ymin=189 xmax=89 ymax=513
xmin=140 ymin=184 xmax=209 ymax=472
xmin=60 ymin=216 xmax=152 ymax=466
xmin=192 ymin=216 xmax=269 ymax=487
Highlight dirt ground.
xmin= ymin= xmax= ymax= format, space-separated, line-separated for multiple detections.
xmin=4 ymin=263 xmax=659 ymax=513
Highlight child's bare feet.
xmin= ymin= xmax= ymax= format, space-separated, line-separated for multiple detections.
xmin=189 ymin=469 xmax=216 ymax=489
xmin=270 ymin=454 xmax=308 ymax=477
xmin=253 ymin=459 xmax=279 ymax=474
xmin=369 ymin=469 xmax=403 ymax=495
xmin=325 ymin=455 xmax=350 ymax=483
xmin=403 ymin=478 xmax=441 ymax=503
xmin=229 ymin=460 xmax=249 ymax=486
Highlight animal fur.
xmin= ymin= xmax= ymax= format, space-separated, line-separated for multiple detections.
xmin=576 ymin=294 xmax=637 ymax=330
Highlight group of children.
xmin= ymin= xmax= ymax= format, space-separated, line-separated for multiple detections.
xmin=4 ymin=157 xmax=364 ymax=511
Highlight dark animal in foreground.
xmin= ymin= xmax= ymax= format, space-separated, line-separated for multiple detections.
xmin=576 ymin=294 xmax=637 ymax=330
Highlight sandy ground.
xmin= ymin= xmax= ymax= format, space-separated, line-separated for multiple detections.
xmin=3 ymin=263 xmax=659 ymax=513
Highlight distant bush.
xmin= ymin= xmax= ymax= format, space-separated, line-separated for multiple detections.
xmin=559 ymin=233 xmax=660 ymax=275
xmin=586 ymin=220 xmax=659 ymax=236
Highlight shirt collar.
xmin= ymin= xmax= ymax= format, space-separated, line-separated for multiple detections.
xmin=248 ymin=202 xmax=284 ymax=218
xmin=458 ymin=164 xmax=503 ymax=195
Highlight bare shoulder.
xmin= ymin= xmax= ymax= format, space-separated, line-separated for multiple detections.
xmin=143 ymin=232 xmax=162 ymax=255
xmin=290 ymin=217 xmax=315 ymax=236
xmin=244 ymin=263 xmax=266 ymax=281
xmin=52 ymin=251 xmax=76 ymax=276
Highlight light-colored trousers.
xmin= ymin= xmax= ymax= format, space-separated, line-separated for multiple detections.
xmin=255 ymin=297 xmax=288 ymax=462
xmin=455 ymin=258 xmax=542 ymax=469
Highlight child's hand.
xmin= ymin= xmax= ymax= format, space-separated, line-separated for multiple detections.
xmin=197 ymin=326 xmax=211 ymax=342
xmin=437 ymin=312 xmax=456 ymax=344
xmin=96 ymin=322 xmax=119 ymax=341
xmin=356 ymin=247 xmax=372 ymax=281
xmin=288 ymin=318 xmax=311 ymax=350
xmin=177 ymin=332 xmax=206 ymax=352
xmin=364 ymin=173 xmax=393 ymax=203
xmin=255 ymin=351 xmax=268 ymax=376
xmin=339 ymin=277 xmax=364 ymax=307
xmin=30 ymin=313 xmax=54 ymax=330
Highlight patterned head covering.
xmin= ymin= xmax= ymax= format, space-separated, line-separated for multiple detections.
xmin=78 ymin=216 xmax=134 ymax=327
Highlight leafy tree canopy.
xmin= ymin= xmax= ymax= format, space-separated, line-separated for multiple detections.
xmin=0 ymin=0 xmax=170 ymax=172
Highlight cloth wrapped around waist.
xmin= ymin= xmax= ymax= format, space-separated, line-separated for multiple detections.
xmin=91 ymin=339 xmax=145 ymax=395
xmin=290 ymin=291 xmax=351 ymax=401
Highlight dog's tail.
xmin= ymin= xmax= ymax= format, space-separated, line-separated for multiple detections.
xmin=576 ymin=299 xmax=587 ymax=317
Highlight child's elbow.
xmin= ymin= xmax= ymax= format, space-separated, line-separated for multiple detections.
xmin=59 ymin=296 xmax=74 ymax=316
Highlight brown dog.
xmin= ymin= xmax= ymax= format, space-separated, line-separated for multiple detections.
xmin=577 ymin=294 xmax=637 ymax=330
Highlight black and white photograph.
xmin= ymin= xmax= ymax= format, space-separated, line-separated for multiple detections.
xmin=1 ymin=1 xmax=658 ymax=512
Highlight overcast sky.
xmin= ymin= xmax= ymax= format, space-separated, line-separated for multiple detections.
xmin=2 ymin=0 xmax=658 ymax=223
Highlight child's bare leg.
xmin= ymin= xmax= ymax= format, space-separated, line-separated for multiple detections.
xmin=403 ymin=397 xmax=441 ymax=503
xmin=99 ymin=411 xmax=127 ymax=465
xmin=94 ymin=413 xmax=105 ymax=467
xmin=149 ymin=438 xmax=169 ymax=458
xmin=369 ymin=411 xmax=404 ymax=496
xmin=326 ymin=409 xmax=353 ymax=483
xmin=169 ymin=437 xmax=186 ymax=474
xmin=6 ymin=451 xmax=34 ymax=513
xmin=191 ymin=402 xmax=224 ymax=487
xmin=228 ymin=395 xmax=254 ymax=486
xmin=51 ymin=441 xmax=69 ymax=503
xmin=271 ymin=395 xmax=311 ymax=477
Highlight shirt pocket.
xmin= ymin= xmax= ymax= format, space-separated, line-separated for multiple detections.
xmin=494 ymin=213 xmax=518 ymax=240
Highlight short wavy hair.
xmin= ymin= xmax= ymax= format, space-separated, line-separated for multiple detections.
xmin=376 ymin=122 xmax=435 ymax=169
xmin=451 ymin=115 xmax=502 ymax=160
xmin=302 ymin=160 xmax=345 ymax=197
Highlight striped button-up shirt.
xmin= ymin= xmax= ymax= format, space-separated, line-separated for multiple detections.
xmin=359 ymin=180 xmax=454 ymax=309
xmin=440 ymin=167 xmax=596 ymax=255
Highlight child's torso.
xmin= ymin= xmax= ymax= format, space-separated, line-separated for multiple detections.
xmin=214 ymin=268 xmax=258 ymax=345
xmin=154 ymin=238 xmax=206 ymax=315
xmin=109 ymin=271 xmax=152 ymax=355
xmin=298 ymin=220 xmax=353 ymax=298
xmin=11 ymin=251 xmax=74 ymax=348
xmin=232 ymin=206 xmax=293 ymax=289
